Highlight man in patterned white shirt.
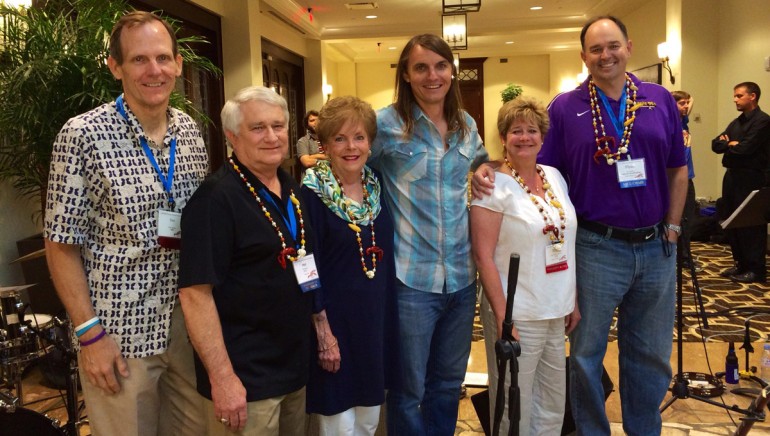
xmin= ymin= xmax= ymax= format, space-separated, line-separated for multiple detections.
xmin=44 ymin=11 xmax=207 ymax=435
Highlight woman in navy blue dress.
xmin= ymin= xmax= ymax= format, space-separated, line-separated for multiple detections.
xmin=301 ymin=96 xmax=397 ymax=435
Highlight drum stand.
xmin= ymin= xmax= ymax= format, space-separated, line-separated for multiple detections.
xmin=24 ymin=317 xmax=82 ymax=436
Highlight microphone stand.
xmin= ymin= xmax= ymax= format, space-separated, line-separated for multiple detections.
xmin=492 ymin=254 xmax=521 ymax=436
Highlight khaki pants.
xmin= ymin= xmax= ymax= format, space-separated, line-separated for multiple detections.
xmin=204 ymin=387 xmax=307 ymax=436
xmin=79 ymin=303 xmax=205 ymax=436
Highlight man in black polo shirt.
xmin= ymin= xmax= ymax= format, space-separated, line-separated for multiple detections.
xmin=179 ymin=86 xmax=314 ymax=435
xmin=713 ymin=81 xmax=770 ymax=283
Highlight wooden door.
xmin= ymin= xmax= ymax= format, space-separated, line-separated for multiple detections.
xmin=262 ymin=39 xmax=306 ymax=182
xmin=457 ymin=57 xmax=486 ymax=144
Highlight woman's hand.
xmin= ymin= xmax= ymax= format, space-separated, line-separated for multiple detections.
xmin=565 ymin=301 xmax=581 ymax=335
xmin=318 ymin=336 xmax=341 ymax=373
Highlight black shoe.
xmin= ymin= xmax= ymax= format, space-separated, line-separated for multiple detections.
xmin=721 ymin=266 xmax=741 ymax=277
xmin=730 ymin=271 xmax=766 ymax=283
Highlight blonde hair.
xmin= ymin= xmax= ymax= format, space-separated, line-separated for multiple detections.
xmin=497 ymin=96 xmax=549 ymax=139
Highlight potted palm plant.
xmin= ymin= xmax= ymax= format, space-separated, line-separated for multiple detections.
xmin=0 ymin=0 xmax=218 ymax=216
xmin=0 ymin=0 xmax=219 ymax=314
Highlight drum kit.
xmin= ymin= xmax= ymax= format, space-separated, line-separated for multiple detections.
xmin=0 ymin=287 xmax=81 ymax=435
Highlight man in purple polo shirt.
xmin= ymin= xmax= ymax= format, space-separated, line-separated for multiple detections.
xmin=473 ymin=14 xmax=687 ymax=435
xmin=540 ymin=16 xmax=687 ymax=435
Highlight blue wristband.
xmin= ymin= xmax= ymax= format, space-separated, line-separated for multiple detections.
xmin=75 ymin=318 xmax=101 ymax=338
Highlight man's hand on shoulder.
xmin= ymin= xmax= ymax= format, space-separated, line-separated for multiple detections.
xmin=471 ymin=161 xmax=500 ymax=199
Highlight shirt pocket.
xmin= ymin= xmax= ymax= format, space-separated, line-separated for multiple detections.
xmin=393 ymin=141 xmax=428 ymax=182
xmin=456 ymin=135 xmax=476 ymax=163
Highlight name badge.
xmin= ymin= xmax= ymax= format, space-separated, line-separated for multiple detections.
xmin=157 ymin=209 xmax=182 ymax=250
xmin=293 ymin=253 xmax=321 ymax=292
xmin=616 ymin=158 xmax=647 ymax=188
xmin=545 ymin=243 xmax=568 ymax=274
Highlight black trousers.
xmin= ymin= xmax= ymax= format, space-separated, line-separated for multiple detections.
xmin=722 ymin=168 xmax=767 ymax=276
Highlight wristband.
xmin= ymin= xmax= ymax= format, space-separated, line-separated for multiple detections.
xmin=75 ymin=316 xmax=100 ymax=333
xmin=75 ymin=317 xmax=101 ymax=338
xmin=79 ymin=329 xmax=107 ymax=347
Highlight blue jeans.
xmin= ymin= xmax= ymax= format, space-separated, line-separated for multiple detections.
xmin=570 ymin=228 xmax=675 ymax=436
xmin=386 ymin=280 xmax=476 ymax=436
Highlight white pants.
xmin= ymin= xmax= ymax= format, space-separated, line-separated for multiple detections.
xmin=481 ymin=296 xmax=566 ymax=436
xmin=316 ymin=405 xmax=381 ymax=436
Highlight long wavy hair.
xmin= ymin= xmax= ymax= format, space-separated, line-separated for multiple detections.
xmin=393 ymin=34 xmax=468 ymax=140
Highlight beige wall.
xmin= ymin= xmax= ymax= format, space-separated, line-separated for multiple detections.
xmin=482 ymin=55 xmax=551 ymax=158
xmin=681 ymin=0 xmax=721 ymax=200
xmin=356 ymin=62 xmax=397 ymax=111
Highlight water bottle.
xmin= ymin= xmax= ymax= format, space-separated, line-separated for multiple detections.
xmin=761 ymin=343 xmax=770 ymax=383
xmin=725 ymin=341 xmax=739 ymax=384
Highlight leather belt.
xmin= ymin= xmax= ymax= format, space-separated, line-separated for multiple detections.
xmin=578 ymin=219 xmax=662 ymax=243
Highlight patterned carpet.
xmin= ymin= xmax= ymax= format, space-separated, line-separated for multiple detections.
xmin=472 ymin=242 xmax=770 ymax=344
xmin=673 ymin=241 xmax=770 ymax=343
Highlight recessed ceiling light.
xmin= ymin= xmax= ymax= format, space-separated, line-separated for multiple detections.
xmin=505 ymin=41 xmax=514 ymax=44
xmin=389 ymin=46 xmax=397 ymax=50
xmin=365 ymin=15 xmax=378 ymax=19
xmin=530 ymin=6 xmax=543 ymax=10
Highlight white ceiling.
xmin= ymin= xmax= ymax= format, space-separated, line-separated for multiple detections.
xmin=261 ymin=0 xmax=648 ymax=62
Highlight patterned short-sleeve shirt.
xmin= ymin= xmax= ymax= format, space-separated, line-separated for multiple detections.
xmin=44 ymin=97 xmax=208 ymax=358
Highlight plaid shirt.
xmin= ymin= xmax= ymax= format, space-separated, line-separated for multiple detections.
xmin=370 ymin=104 xmax=487 ymax=294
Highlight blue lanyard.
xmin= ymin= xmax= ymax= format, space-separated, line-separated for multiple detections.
xmin=115 ymin=95 xmax=177 ymax=209
xmin=259 ymin=188 xmax=298 ymax=244
xmin=596 ymin=87 xmax=627 ymax=137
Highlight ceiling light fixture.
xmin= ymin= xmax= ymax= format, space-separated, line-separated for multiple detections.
xmin=530 ymin=6 xmax=543 ymax=10
xmin=442 ymin=0 xmax=481 ymax=14
xmin=442 ymin=13 xmax=468 ymax=50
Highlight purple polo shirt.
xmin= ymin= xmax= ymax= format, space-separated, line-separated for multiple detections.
xmin=538 ymin=73 xmax=685 ymax=229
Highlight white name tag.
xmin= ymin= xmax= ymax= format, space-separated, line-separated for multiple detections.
xmin=293 ymin=253 xmax=321 ymax=292
xmin=616 ymin=158 xmax=647 ymax=188
xmin=157 ymin=209 xmax=182 ymax=249
xmin=545 ymin=243 xmax=568 ymax=274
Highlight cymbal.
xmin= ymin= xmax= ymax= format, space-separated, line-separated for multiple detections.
xmin=10 ymin=248 xmax=46 ymax=264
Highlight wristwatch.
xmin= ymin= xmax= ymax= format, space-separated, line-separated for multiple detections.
xmin=664 ymin=223 xmax=682 ymax=236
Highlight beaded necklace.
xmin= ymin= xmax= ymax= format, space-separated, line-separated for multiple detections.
xmin=504 ymin=158 xmax=566 ymax=244
xmin=331 ymin=168 xmax=382 ymax=279
xmin=588 ymin=74 xmax=638 ymax=165
xmin=229 ymin=157 xmax=306 ymax=269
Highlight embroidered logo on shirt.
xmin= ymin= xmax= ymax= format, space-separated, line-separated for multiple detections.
xmin=577 ymin=110 xmax=590 ymax=117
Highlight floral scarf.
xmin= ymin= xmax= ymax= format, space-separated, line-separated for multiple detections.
xmin=302 ymin=160 xmax=381 ymax=226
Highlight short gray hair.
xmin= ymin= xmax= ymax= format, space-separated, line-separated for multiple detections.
xmin=221 ymin=86 xmax=290 ymax=136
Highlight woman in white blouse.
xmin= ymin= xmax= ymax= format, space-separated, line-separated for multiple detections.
xmin=470 ymin=96 xmax=580 ymax=436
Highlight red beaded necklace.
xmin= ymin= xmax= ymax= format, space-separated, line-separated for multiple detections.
xmin=588 ymin=74 xmax=638 ymax=165
xmin=504 ymin=159 xmax=566 ymax=244
xmin=229 ymin=157 xmax=306 ymax=269
xmin=331 ymin=168 xmax=382 ymax=279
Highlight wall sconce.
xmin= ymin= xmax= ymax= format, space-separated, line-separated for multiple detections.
xmin=657 ymin=42 xmax=675 ymax=85
xmin=322 ymin=84 xmax=333 ymax=102
xmin=452 ymin=53 xmax=460 ymax=70
xmin=442 ymin=13 xmax=467 ymax=50
xmin=442 ymin=0 xmax=481 ymax=13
